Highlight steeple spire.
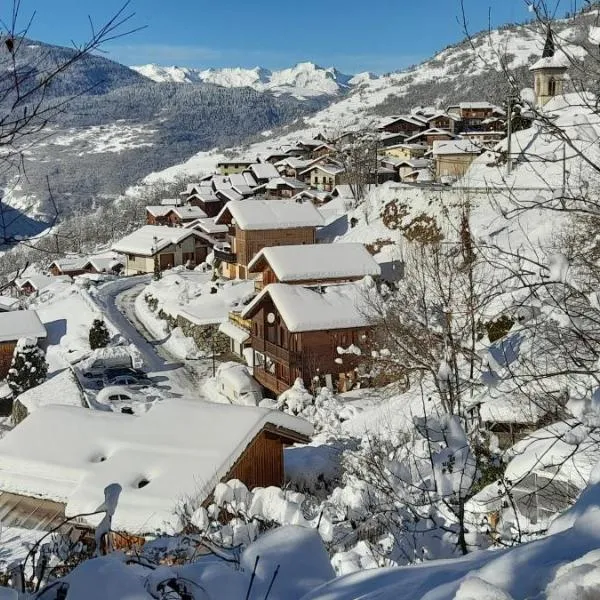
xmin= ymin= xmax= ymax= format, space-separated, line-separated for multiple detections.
xmin=542 ymin=28 xmax=555 ymax=58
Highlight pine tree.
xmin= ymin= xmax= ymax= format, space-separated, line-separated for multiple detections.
xmin=89 ymin=318 xmax=110 ymax=350
xmin=7 ymin=338 xmax=48 ymax=395
xmin=153 ymin=255 xmax=162 ymax=281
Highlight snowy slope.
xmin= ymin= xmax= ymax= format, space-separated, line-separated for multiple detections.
xmin=132 ymin=62 xmax=354 ymax=97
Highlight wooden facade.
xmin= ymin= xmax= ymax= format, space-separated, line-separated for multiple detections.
xmin=379 ymin=117 xmax=424 ymax=136
xmin=188 ymin=196 xmax=225 ymax=218
xmin=247 ymin=296 xmax=369 ymax=394
xmin=220 ymin=225 xmax=316 ymax=280
xmin=0 ymin=341 xmax=16 ymax=379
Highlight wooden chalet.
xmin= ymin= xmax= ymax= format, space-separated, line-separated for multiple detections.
xmin=405 ymin=128 xmax=456 ymax=147
xmin=0 ymin=310 xmax=47 ymax=378
xmin=425 ymin=112 xmax=460 ymax=132
xmin=299 ymin=162 xmax=345 ymax=192
xmin=0 ymin=402 xmax=312 ymax=537
xmin=447 ymin=102 xmax=505 ymax=131
xmin=377 ymin=115 xmax=426 ymax=136
xmin=49 ymin=257 xmax=89 ymax=277
xmin=214 ymin=200 xmax=324 ymax=280
xmin=247 ymin=242 xmax=380 ymax=290
xmin=241 ymin=283 xmax=373 ymax=394
xmin=112 ymin=226 xmax=211 ymax=275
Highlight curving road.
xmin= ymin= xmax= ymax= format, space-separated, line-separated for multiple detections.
xmin=92 ymin=276 xmax=212 ymax=398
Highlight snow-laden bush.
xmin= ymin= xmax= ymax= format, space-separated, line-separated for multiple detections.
xmin=7 ymin=338 xmax=48 ymax=395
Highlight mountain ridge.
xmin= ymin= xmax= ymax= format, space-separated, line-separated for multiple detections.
xmin=131 ymin=61 xmax=361 ymax=97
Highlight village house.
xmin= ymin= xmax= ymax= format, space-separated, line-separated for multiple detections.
xmin=265 ymin=177 xmax=308 ymax=198
xmin=214 ymin=199 xmax=324 ymax=280
xmin=447 ymin=102 xmax=505 ymax=131
xmin=145 ymin=205 xmax=173 ymax=226
xmin=247 ymin=242 xmax=381 ymax=290
xmin=405 ymin=128 xmax=456 ymax=147
xmin=379 ymin=131 xmax=409 ymax=148
xmin=290 ymin=189 xmax=332 ymax=205
xmin=274 ymin=157 xmax=313 ymax=179
xmin=377 ymin=115 xmax=426 ymax=136
xmin=383 ymin=142 xmax=428 ymax=160
xmin=184 ymin=217 xmax=229 ymax=242
xmin=0 ymin=401 xmax=312 ymax=537
xmin=81 ymin=256 xmax=124 ymax=275
xmin=393 ymin=158 xmax=432 ymax=181
xmin=241 ymin=283 xmax=373 ymax=394
xmin=216 ymin=159 xmax=254 ymax=175
xmin=13 ymin=275 xmax=59 ymax=296
xmin=425 ymin=111 xmax=460 ymax=132
xmin=310 ymin=143 xmax=337 ymax=159
xmin=0 ymin=296 xmax=20 ymax=312
xmin=433 ymin=139 xmax=482 ymax=180
xmin=187 ymin=190 xmax=226 ymax=218
xmin=112 ymin=225 xmax=210 ymax=275
xmin=48 ymin=257 xmax=89 ymax=277
xmin=299 ymin=162 xmax=345 ymax=191
xmin=247 ymin=162 xmax=281 ymax=184
xmin=0 ymin=310 xmax=47 ymax=378
xmin=460 ymin=129 xmax=505 ymax=147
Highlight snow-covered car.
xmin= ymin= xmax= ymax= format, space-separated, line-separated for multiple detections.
xmin=95 ymin=385 xmax=161 ymax=414
xmin=215 ymin=362 xmax=263 ymax=406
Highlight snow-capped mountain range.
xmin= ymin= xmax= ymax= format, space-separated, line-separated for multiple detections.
xmin=131 ymin=62 xmax=375 ymax=98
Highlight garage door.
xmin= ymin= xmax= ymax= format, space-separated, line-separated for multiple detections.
xmin=159 ymin=253 xmax=175 ymax=269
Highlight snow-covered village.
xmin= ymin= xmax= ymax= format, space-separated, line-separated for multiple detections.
xmin=3 ymin=0 xmax=600 ymax=598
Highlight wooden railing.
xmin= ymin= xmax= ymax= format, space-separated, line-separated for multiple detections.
xmin=251 ymin=338 xmax=293 ymax=364
xmin=229 ymin=311 xmax=252 ymax=332
xmin=214 ymin=245 xmax=237 ymax=264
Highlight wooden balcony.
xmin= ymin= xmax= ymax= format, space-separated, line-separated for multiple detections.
xmin=251 ymin=337 xmax=295 ymax=365
xmin=214 ymin=243 xmax=237 ymax=264
xmin=229 ymin=311 xmax=252 ymax=332
xmin=254 ymin=367 xmax=291 ymax=395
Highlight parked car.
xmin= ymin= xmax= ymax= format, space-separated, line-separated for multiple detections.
xmin=102 ymin=368 xmax=152 ymax=387
xmin=215 ymin=362 xmax=263 ymax=406
xmin=95 ymin=385 xmax=161 ymax=414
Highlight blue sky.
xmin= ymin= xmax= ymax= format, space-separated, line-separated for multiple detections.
xmin=21 ymin=0 xmax=568 ymax=73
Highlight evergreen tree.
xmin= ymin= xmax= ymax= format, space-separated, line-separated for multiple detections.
xmin=7 ymin=338 xmax=48 ymax=395
xmin=153 ymin=255 xmax=162 ymax=281
xmin=89 ymin=318 xmax=110 ymax=350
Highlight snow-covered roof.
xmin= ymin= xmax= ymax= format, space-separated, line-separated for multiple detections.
xmin=191 ymin=190 xmax=221 ymax=203
xmin=274 ymin=157 xmax=311 ymax=169
xmin=216 ymin=159 xmax=253 ymax=166
xmin=426 ymin=111 xmax=459 ymax=122
xmin=0 ymin=310 xmax=46 ymax=342
xmin=145 ymin=205 xmax=172 ymax=217
xmin=247 ymin=243 xmax=381 ymax=282
xmin=249 ymin=163 xmax=280 ymax=180
xmin=216 ymin=188 xmax=244 ymax=203
xmin=378 ymin=115 xmax=425 ymax=129
xmin=16 ymin=369 xmax=83 ymax=414
xmin=218 ymin=320 xmax=250 ymax=344
xmin=530 ymin=54 xmax=570 ymax=71
xmin=215 ymin=200 xmax=324 ymax=231
xmin=242 ymin=283 xmax=373 ymax=333
xmin=111 ymin=226 xmax=201 ymax=257
xmin=14 ymin=275 xmax=55 ymax=292
xmin=405 ymin=128 xmax=455 ymax=143
xmin=299 ymin=163 xmax=345 ymax=176
xmin=0 ymin=296 xmax=19 ymax=311
xmin=0 ymin=401 xmax=313 ymax=533
xmin=187 ymin=217 xmax=229 ymax=235
xmin=171 ymin=205 xmax=208 ymax=220
xmin=432 ymin=139 xmax=481 ymax=155
xmin=84 ymin=255 xmax=124 ymax=272
xmin=265 ymin=177 xmax=307 ymax=190
xmin=48 ymin=257 xmax=88 ymax=272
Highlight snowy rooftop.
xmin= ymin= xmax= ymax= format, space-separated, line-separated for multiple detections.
xmin=49 ymin=257 xmax=89 ymax=272
xmin=112 ymin=226 xmax=201 ymax=257
xmin=216 ymin=199 xmax=324 ymax=231
xmin=249 ymin=163 xmax=280 ymax=180
xmin=242 ymin=282 xmax=373 ymax=333
xmin=0 ymin=310 xmax=46 ymax=343
xmin=300 ymin=163 xmax=345 ymax=176
xmin=15 ymin=275 xmax=56 ymax=291
xmin=145 ymin=205 xmax=172 ymax=217
xmin=216 ymin=188 xmax=244 ymax=203
xmin=432 ymin=139 xmax=481 ymax=155
xmin=265 ymin=177 xmax=307 ymax=190
xmin=172 ymin=206 xmax=208 ymax=219
xmin=530 ymin=54 xmax=570 ymax=71
xmin=0 ymin=296 xmax=19 ymax=311
xmin=247 ymin=243 xmax=381 ymax=282
xmin=187 ymin=217 xmax=229 ymax=235
xmin=0 ymin=401 xmax=313 ymax=533
xmin=406 ymin=128 xmax=456 ymax=142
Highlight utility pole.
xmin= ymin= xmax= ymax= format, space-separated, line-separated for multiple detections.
xmin=562 ymin=143 xmax=567 ymax=198
xmin=374 ymin=137 xmax=379 ymax=188
xmin=506 ymin=95 xmax=513 ymax=175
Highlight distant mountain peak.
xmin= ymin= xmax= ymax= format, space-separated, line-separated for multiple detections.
xmin=131 ymin=62 xmax=360 ymax=98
